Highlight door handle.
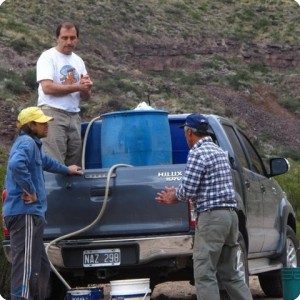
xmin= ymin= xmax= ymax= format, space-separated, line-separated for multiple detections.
xmin=244 ymin=180 xmax=250 ymax=189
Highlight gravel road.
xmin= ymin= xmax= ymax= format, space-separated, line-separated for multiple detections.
xmin=101 ymin=276 xmax=282 ymax=300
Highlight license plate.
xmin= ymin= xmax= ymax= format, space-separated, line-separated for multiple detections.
xmin=83 ymin=249 xmax=121 ymax=267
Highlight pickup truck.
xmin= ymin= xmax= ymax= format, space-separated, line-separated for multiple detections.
xmin=2 ymin=113 xmax=299 ymax=299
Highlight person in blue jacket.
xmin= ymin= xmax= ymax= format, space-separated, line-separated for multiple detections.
xmin=3 ymin=106 xmax=83 ymax=300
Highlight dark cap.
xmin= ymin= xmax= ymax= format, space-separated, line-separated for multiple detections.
xmin=179 ymin=113 xmax=209 ymax=133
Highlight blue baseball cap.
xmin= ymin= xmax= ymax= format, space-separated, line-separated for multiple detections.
xmin=179 ymin=114 xmax=209 ymax=133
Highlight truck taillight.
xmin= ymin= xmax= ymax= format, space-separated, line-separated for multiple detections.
xmin=2 ymin=189 xmax=9 ymax=237
xmin=189 ymin=200 xmax=196 ymax=229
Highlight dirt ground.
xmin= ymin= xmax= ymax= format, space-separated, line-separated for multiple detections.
xmin=101 ymin=276 xmax=282 ymax=300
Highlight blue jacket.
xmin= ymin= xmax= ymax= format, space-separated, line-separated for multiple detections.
xmin=3 ymin=132 xmax=69 ymax=220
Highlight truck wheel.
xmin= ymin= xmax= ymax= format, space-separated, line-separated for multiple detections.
xmin=220 ymin=232 xmax=249 ymax=300
xmin=236 ymin=232 xmax=249 ymax=285
xmin=258 ymin=225 xmax=299 ymax=298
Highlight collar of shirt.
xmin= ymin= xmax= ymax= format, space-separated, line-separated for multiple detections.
xmin=192 ymin=135 xmax=213 ymax=148
xmin=20 ymin=131 xmax=42 ymax=149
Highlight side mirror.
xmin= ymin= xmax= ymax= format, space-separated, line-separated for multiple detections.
xmin=269 ymin=158 xmax=290 ymax=177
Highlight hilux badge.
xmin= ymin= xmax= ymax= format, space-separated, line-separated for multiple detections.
xmin=157 ymin=171 xmax=182 ymax=181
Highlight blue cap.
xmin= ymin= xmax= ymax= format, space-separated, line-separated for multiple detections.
xmin=179 ymin=114 xmax=209 ymax=132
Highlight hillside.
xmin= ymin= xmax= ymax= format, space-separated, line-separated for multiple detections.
xmin=0 ymin=0 xmax=299 ymax=158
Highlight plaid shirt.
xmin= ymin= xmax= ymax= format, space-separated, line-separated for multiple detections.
xmin=176 ymin=136 xmax=236 ymax=212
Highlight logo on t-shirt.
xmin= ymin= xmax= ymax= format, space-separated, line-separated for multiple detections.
xmin=60 ymin=65 xmax=79 ymax=85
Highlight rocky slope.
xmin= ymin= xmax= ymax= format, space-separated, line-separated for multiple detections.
xmin=0 ymin=0 xmax=299 ymax=157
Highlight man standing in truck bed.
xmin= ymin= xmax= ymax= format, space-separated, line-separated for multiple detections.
xmin=156 ymin=113 xmax=253 ymax=300
xmin=36 ymin=21 xmax=93 ymax=166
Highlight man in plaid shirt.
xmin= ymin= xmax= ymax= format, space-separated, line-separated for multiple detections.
xmin=156 ymin=114 xmax=252 ymax=300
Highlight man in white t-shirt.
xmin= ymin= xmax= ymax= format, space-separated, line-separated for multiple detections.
xmin=36 ymin=21 xmax=93 ymax=166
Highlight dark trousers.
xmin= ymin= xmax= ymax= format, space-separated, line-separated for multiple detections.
xmin=5 ymin=215 xmax=51 ymax=300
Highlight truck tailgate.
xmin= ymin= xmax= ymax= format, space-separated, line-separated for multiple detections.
xmin=44 ymin=164 xmax=190 ymax=239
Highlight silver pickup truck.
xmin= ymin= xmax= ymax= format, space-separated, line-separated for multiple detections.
xmin=2 ymin=113 xmax=299 ymax=299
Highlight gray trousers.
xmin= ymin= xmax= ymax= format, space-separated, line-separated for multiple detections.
xmin=193 ymin=209 xmax=253 ymax=300
xmin=5 ymin=215 xmax=51 ymax=300
xmin=40 ymin=107 xmax=82 ymax=166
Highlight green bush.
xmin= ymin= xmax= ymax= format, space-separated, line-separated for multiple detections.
xmin=0 ymin=67 xmax=27 ymax=95
xmin=10 ymin=38 xmax=33 ymax=55
xmin=23 ymin=69 xmax=38 ymax=90
xmin=253 ymin=17 xmax=271 ymax=31
xmin=179 ymin=72 xmax=205 ymax=86
xmin=6 ymin=19 xmax=28 ymax=34
xmin=5 ymin=78 xmax=25 ymax=95
xmin=248 ymin=63 xmax=269 ymax=74
xmin=226 ymin=70 xmax=253 ymax=90
xmin=276 ymin=160 xmax=300 ymax=240
xmin=279 ymin=95 xmax=300 ymax=117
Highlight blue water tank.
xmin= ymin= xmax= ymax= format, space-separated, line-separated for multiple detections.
xmin=168 ymin=114 xmax=189 ymax=164
xmin=81 ymin=121 xmax=102 ymax=169
xmin=101 ymin=110 xmax=172 ymax=167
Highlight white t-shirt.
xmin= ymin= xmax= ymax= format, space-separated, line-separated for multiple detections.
xmin=36 ymin=47 xmax=87 ymax=112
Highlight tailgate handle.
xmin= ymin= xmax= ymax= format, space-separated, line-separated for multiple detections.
xmin=90 ymin=188 xmax=110 ymax=197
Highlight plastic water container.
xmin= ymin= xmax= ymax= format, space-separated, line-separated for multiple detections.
xmin=168 ymin=115 xmax=189 ymax=164
xmin=89 ymin=287 xmax=103 ymax=300
xmin=81 ymin=121 xmax=102 ymax=169
xmin=110 ymin=278 xmax=151 ymax=300
xmin=282 ymin=268 xmax=300 ymax=300
xmin=101 ymin=110 xmax=172 ymax=167
xmin=66 ymin=289 xmax=91 ymax=300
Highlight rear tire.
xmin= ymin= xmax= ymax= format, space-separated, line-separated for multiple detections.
xmin=258 ymin=225 xmax=299 ymax=298
xmin=220 ymin=232 xmax=249 ymax=300
xmin=236 ymin=232 xmax=249 ymax=285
